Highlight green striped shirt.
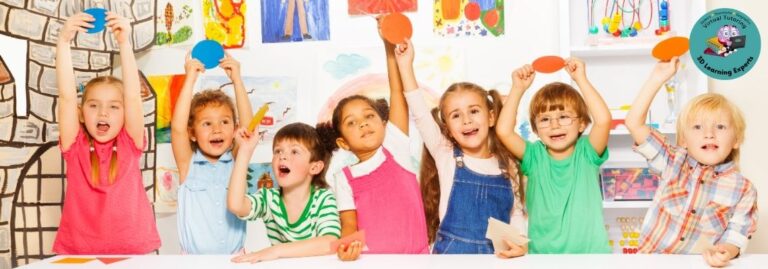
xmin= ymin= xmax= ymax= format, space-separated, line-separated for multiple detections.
xmin=241 ymin=186 xmax=341 ymax=245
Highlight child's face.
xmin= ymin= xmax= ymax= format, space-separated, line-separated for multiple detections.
xmin=442 ymin=91 xmax=495 ymax=156
xmin=336 ymin=99 xmax=386 ymax=155
xmin=680 ymin=113 xmax=739 ymax=166
xmin=189 ymin=104 xmax=235 ymax=162
xmin=79 ymin=84 xmax=125 ymax=143
xmin=272 ymin=139 xmax=323 ymax=190
xmin=533 ymin=108 xmax=586 ymax=154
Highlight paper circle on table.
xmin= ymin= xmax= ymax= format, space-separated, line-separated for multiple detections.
xmin=532 ymin=56 xmax=566 ymax=73
xmin=381 ymin=13 xmax=412 ymax=44
xmin=652 ymin=36 xmax=690 ymax=61
xmin=191 ymin=40 xmax=225 ymax=69
xmin=84 ymin=8 xmax=107 ymax=34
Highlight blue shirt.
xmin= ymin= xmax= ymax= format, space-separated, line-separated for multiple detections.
xmin=177 ymin=149 xmax=245 ymax=254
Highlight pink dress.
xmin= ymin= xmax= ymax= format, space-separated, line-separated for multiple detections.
xmin=54 ymin=128 xmax=161 ymax=254
xmin=342 ymin=148 xmax=429 ymax=254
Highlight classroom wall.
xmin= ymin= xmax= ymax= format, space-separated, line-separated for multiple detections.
xmin=0 ymin=0 xmax=765 ymax=260
xmin=706 ymin=0 xmax=768 ymax=253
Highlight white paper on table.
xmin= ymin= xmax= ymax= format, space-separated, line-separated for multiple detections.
xmin=485 ymin=217 xmax=530 ymax=251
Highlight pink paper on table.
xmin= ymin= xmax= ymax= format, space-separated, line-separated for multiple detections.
xmin=97 ymin=257 xmax=130 ymax=265
xmin=330 ymin=230 xmax=367 ymax=252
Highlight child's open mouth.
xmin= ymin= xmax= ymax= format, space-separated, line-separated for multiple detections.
xmin=701 ymin=144 xmax=719 ymax=151
xmin=277 ymin=165 xmax=291 ymax=177
xmin=549 ymin=134 xmax=567 ymax=141
xmin=462 ymin=128 xmax=479 ymax=137
xmin=361 ymin=130 xmax=375 ymax=139
xmin=96 ymin=121 xmax=110 ymax=133
xmin=210 ymin=138 xmax=224 ymax=147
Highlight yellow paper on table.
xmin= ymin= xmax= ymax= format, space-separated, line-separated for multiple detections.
xmin=52 ymin=257 xmax=95 ymax=264
xmin=485 ymin=217 xmax=529 ymax=251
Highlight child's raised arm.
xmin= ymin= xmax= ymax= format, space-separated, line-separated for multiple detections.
xmin=496 ymin=65 xmax=536 ymax=159
xmin=171 ymin=55 xmax=204 ymax=184
xmin=219 ymin=53 xmax=253 ymax=135
xmin=107 ymin=12 xmax=144 ymax=149
xmin=382 ymin=25 xmax=408 ymax=134
xmin=57 ymin=13 xmax=94 ymax=151
xmin=227 ymin=128 xmax=261 ymax=218
xmin=565 ymin=57 xmax=612 ymax=155
xmin=625 ymin=57 xmax=680 ymax=145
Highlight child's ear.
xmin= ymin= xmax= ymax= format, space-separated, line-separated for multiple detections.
xmin=77 ymin=106 xmax=84 ymax=123
xmin=488 ymin=109 xmax=496 ymax=128
xmin=188 ymin=127 xmax=197 ymax=142
xmin=578 ymin=121 xmax=586 ymax=133
xmin=309 ymin=160 xmax=325 ymax=175
xmin=335 ymin=137 xmax=350 ymax=151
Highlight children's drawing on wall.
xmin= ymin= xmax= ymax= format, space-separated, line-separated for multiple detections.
xmin=261 ymin=0 xmax=330 ymax=43
xmin=247 ymin=162 xmax=278 ymax=192
xmin=434 ymin=0 xmax=505 ymax=37
xmin=156 ymin=0 xmax=194 ymax=47
xmin=148 ymin=74 xmax=187 ymax=143
xmin=155 ymin=166 xmax=180 ymax=213
xmin=0 ymin=1 xmax=159 ymax=267
xmin=348 ymin=0 xmax=417 ymax=15
xmin=197 ymin=76 xmax=297 ymax=143
xmin=203 ymin=0 xmax=246 ymax=48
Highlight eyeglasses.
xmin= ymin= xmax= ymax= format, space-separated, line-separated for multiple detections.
xmin=536 ymin=114 xmax=575 ymax=128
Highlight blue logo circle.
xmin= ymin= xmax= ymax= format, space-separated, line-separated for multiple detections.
xmin=690 ymin=8 xmax=760 ymax=80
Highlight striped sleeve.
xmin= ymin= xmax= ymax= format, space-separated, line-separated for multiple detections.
xmin=240 ymin=188 xmax=270 ymax=221
xmin=315 ymin=190 xmax=341 ymax=239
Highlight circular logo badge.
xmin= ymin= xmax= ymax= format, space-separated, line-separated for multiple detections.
xmin=690 ymin=8 xmax=761 ymax=80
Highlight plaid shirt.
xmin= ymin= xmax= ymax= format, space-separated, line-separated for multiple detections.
xmin=634 ymin=130 xmax=757 ymax=254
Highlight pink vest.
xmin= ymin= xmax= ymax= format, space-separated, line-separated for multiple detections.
xmin=54 ymin=128 xmax=161 ymax=254
xmin=343 ymin=147 xmax=429 ymax=254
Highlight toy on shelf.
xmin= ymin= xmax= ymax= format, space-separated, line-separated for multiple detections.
xmin=614 ymin=216 xmax=642 ymax=254
xmin=588 ymin=0 xmax=670 ymax=39
xmin=601 ymin=167 xmax=660 ymax=201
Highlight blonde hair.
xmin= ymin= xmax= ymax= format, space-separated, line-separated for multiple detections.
xmin=529 ymin=82 xmax=591 ymax=133
xmin=676 ymin=93 xmax=746 ymax=163
xmin=82 ymin=76 xmax=124 ymax=186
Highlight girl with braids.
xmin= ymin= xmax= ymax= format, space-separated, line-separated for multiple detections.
xmin=395 ymin=40 xmax=526 ymax=257
xmin=316 ymin=28 xmax=429 ymax=261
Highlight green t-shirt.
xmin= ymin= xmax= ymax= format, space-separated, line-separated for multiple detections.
xmin=522 ymin=136 xmax=611 ymax=253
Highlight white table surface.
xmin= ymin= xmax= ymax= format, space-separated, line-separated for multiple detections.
xmin=17 ymin=254 xmax=768 ymax=269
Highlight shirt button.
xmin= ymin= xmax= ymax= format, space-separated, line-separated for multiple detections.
xmin=699 ymin=180 xmax=705 ymax=184
xmin=690 ymin=209 xmax=696 ymax=214
xmin=680 ymin=237 xmax=685 ymax=241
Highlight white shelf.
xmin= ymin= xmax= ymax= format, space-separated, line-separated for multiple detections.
xmin=603 ymin=201 xmax=653 ymax=209
xmin=571 ymin=43 xmax=655 ymax=57
xmin=610 ymin=128 xmax=675 ymax=135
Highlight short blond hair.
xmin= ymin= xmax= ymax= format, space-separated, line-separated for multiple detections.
xmin=677 ymin=93 xmax=746 ymax=163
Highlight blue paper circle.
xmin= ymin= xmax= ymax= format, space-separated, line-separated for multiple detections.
xmin=84 ymin=8 xmax=107 ymax=34
xmin=191 ymin=40 xmax=225 ymax=69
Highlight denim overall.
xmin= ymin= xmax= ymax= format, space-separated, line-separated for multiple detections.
xmin=432 ymin=148 xmax=513 ymax=254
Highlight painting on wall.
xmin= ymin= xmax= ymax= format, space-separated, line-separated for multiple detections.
xmin=156 ymin=0 xmax=195 ymax=47
xmin=203 ymin=0 xmax=246 ymax=48
xmin=261 ymin=0 xmax=330 ymax=43
xmin=147 ymin=74 xmax=187 ymax=144
xmin=348 ymin=0 xmax=417 ymax=15
xmin=434 ymin=0 xmax=505 ymax=37
xmin=197 ymin=76 xmax=297 ymax=144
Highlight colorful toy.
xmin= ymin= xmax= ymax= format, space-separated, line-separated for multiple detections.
xmin=590 ymin=0 xmax=667 ymax=38
xmin=602 ymin=168 xmax=660 ymax=201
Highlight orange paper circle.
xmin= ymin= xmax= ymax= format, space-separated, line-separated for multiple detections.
xmin=532 ymin=56 xmax=566 ymax=73
xmin=381 ymin=13 xmax=412 ymax=44
xmin=652 ymin=36 xmax=690 ymax=61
